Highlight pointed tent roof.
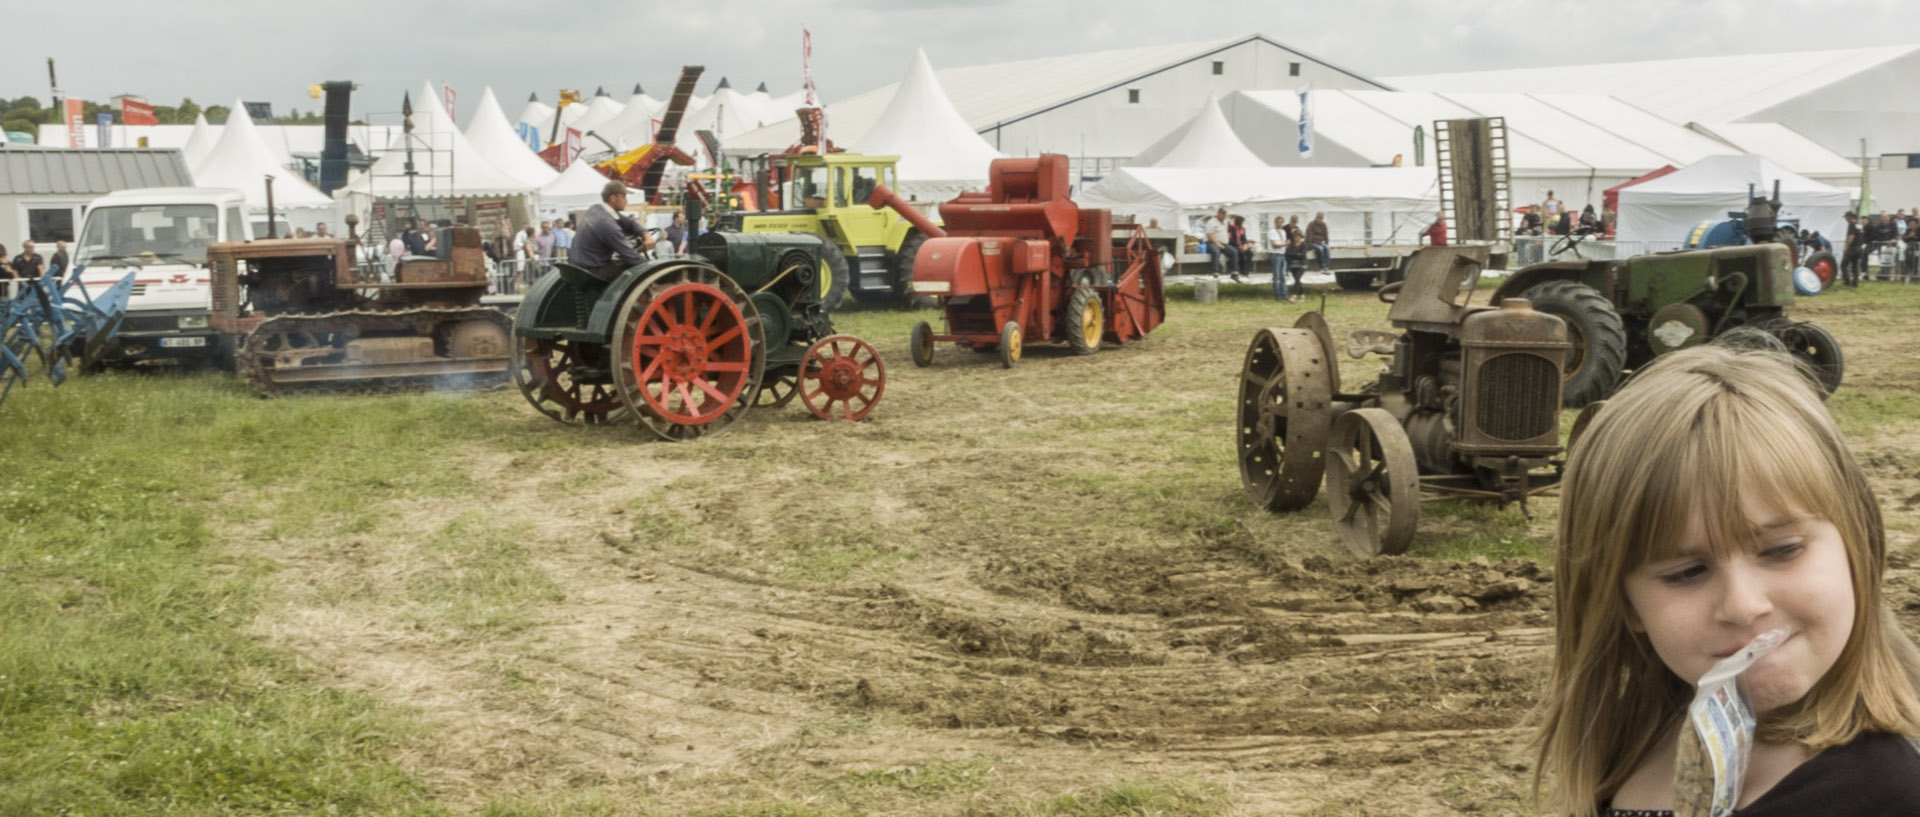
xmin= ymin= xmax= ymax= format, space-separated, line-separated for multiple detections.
xmin=192 ymin=98 xmax=331 ymax=208
xmin=1130 ymin=94 xmax=1266 ymax=168
xmin=463 ymin=86 xmax=560 ymax=189
xmin=755 ymin=82 xmax=769 ymax=93
xmin=180 ymin=112 xmax=219 ymax=169
xmin=539 ymin=158 xmax=628 ymax=214
xmin=600 ymin=90 xmax=666 ymax=152
xmin=632 ymin=83 xmax=645 ymax=95
xmin=358 ymin=82 xmax=535 ymax=196
xmin=675 ymin=85 xmax=781 ymax=164
xmin=517 ymin=96 xmax=556 ymax=136
xmin=715 ymin=77 xmax=732 ymax=90
xmin=853 ymin=49 xmax=1003 ymax=184
xmin=571 ymin=93 xmax=627 ymax=134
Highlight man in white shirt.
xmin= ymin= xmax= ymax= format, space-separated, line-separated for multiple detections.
xmin=1204 ymin=207 xmax=1234 ymax=277
xmin=1266 ymin=216 xmax=1290 ymax=301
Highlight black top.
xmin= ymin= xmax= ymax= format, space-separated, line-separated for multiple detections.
xmin=12 ymin=252 xmax=44 ymax=279
xmin=570 ymin=204 xmax=645 ymax=271
xmin=1602 ymin=732 xmax=1920 ymax=816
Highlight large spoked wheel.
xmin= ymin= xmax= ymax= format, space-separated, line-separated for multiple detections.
xmin=1774 ymin=321 xmax=1845 ymax=397
xmin=513 ymin=336 xmax=626 ymax=424
xmin=798 ymin=334 xmax=886 ymax=421
xmin=1521 ymin=279 xmax=1627 ymax=408
xmin=909 ymin=320 xmax=936 ymax=368
xmin=1237 ymin=327 xmax=1335 ymax=511
xmin=1065 ymin=287 xmax=1102 ymax=356
xmin=998 ymin=321 xmax=1022 ymax=369
xmin=1326 ymin=408 xmax=1420 ymax=557
xmin=1292 ymin=311 xmax=1342 ymax=394
xmin=611 ymin=263 xmax=765 ymax=441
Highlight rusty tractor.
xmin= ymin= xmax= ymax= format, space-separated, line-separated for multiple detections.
xmin=871 ymin=154 xmax=1166 ymax=368
xmin=1237 ymin=246 xmax=1569 ymax=556
xmin=510 ymin=228 xmax=884 ymax=440
xmin=208 ymin=227 xmax=513 ymax=396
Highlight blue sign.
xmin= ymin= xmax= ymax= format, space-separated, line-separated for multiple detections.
xmin=516 ymin=121 xmax=540 ymax=151
xmin=1296 ymin=88 xmax=1313 ymax=159
xmin=97 ymin=112 xmax=113 ymax=147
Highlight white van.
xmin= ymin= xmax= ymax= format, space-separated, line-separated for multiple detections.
xmin=73 ymin=187 xmax=252 ymax=364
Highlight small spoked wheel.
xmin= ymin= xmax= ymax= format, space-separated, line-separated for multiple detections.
xmin=1325 ymin=408 xmax=1420 ymax=557
xmin=1236 ymin=327 xmax=1334 ymax=511
xmin=909 ymin=321 xmax=936 ymax=368
xmin=998 ymin=321 xmax=1022 ymax=369
xmin=611 ymin=262 xmax=765 ymax=441
xmin=754 ymin=368 xmax=801 ymax=408
xmin=798 ymin=334 xmax=886 ymax=421
xmin=513 ymin=336 xmax=626 ymax=424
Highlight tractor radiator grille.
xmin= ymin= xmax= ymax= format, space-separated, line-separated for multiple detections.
xmin=1474 ymin=353 xmax=1559 ymax=441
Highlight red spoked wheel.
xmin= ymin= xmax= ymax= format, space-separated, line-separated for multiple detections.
xmin=611 ymin=263 xmax=765 ymax=441
xmin=513 ymin=336 xmax=626 ymax=424
xmin=797 ymin=334 xmax=885 ymax=421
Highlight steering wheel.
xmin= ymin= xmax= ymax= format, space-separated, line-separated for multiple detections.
xmin=1549 ymin=232 xmax=1586 ymax=259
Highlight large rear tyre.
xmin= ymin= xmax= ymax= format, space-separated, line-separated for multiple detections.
xmin=892 ymin=233 xmax=926 ymax=308
xmin=1236 ymin=327 xmax=1334 ymax=511
xmin=1064 ymin=287 xmax=1102 ymax=356
xmin=1775 ymin=321 xmax=1844 ymax=397
xmin=1326 ymin=408 xmax=1420 ymax=557
xmin=1521 ymin=279 xmax=1627 ymax=408
xmin=815 ymin=238 xmax=850 ymax=314
xmin=610 ymin=263 xmax=765 ymax=441
xmin=513 ymin=336 xmax=626 ymax=424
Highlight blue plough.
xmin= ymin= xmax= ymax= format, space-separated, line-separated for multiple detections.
xmin=1 ymin=264 xmax=136 ymax=412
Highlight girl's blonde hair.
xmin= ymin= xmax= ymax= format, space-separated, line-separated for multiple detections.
xmin=1532 ymin=344 xmax=1920 ymax=817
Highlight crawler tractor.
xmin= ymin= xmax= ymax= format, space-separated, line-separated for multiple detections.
xmin=207 ymin=228 xmax=512 ymax=396
xmin=1238 ymin=246 xmax=1568 ymax=556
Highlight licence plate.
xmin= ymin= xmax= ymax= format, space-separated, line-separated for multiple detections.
xmin=160 ymin=337 xmax=208 ymax=348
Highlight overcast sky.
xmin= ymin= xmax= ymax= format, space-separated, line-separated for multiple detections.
xmin=9 ymin=0 xmax=1920 ymax=125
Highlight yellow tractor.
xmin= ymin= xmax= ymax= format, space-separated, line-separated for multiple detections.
xmin=717 ymin=151 xmax=932 ymax=307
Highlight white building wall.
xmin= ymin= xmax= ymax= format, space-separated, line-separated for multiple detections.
xmin=1747 ymin=55 xmax=1920 ymax=158
xmin=1 ymin=195 xmax=91 ymax=257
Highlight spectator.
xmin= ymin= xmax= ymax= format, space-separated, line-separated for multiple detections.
xmin=1284 ymin=216 xmax=1307 ymax=301
xmin=314 ymin=222 xmax=332 ymax=239
xmin=1266 ymin=215 xmax=1290 ymax=301
xmin=12 ymin=241 xmax=45 ymax=280
xmin=1842 ymin=211 xmax=1864 ymax=287
xmin=1226 ymin=214 xmax=1252 ymax=282
xmin=1541 ymin=189 xmax=1562 ymax=222
xmin=1305 ymin=212 xmax=1330 ymax=271
xmin=534 ymin=221 xmax=555 ymax=270
xmin=49 ymin=240 xmax=69 ymax=278
xmin=400 ymin=219 xmax=431 ymax=256
xmin=1577 ymin=204 xmax=1602 ymax=235
xmin=0 ymin=244 xmax=14 ymax=280
xmin=664 ymin=211 xmax=690 ymax=257
xmin=1517 ymin=207 xmax=1543 ymax=236
xmin=1203 ymin=207 xmax=1235 ymax=277
xmin=552 ymin=218 xmax=573 ymax=261
xmin=1420 ymin=214 xmax=1448 ymax=247
xmin=513 ymin=226 xmax=534 ymax=261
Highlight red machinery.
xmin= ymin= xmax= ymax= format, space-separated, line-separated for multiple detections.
xmin=876 ymin=154 xmax=1166 ymax=368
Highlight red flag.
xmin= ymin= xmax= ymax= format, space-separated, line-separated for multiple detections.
xmin=442 ymin=84 xmax=456 ymax=120
xmin=802 ymin=28 xmax=815 ymax=106
xmin=120 ymin=98 xmax=157 ymax=126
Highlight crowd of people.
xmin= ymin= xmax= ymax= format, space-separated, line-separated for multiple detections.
xmin=1202 ymin=207 xmax=1329 ymax=302
xmin=1840 ymin=209 xmax=1920 ymax=286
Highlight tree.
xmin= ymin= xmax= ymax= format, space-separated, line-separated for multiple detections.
xmin=205 ymin=105 xmax=231 ymax=124
xmin=176 ymin=97 xmax=200 ymax=123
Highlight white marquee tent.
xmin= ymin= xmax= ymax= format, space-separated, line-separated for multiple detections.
xmin=676 ymin=80 xmax=783 ymax=167
xmin=180 ymin=113 xmax=219 ymax=169
xmin=190 ymin=98 xmax=332 ymax=211
xmin=1614 ymin=154 xmax=1850 ymax=246
xmin=349 ymin=82 xmax=535 ymax=198
xmin=539 ymin=159 xmax=625 ymax=217
xmin=570 ymin=91 xmax=627 ymax=135
xmin=462 ymin=86 xmax=560 ymax=189
xmin=517 ymin=94 xmax=556 ymax=140
xmin=852 ymin=49 xmax=1002 ymax=201
xmin=1128 ymin=94 xmax=1265 ymax=169
xmin=598 ymin=87 xmax=665 ymax=152
xmin=1079 ymin=166 xmax=1439 ymax=242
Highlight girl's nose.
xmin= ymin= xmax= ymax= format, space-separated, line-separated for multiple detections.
xmin=1715 ymin=562 xmax=1775 ymax=627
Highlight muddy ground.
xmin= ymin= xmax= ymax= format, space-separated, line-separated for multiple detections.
xmin=244 ymin=286 xmax=1920 ymax=816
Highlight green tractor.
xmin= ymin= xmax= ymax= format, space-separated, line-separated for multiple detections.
xmin=716 ymin=152 xmax=932 ymax=308
xmin=1491 ymin=242 xmax=1842 ymax=407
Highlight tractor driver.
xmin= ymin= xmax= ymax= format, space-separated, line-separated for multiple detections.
xmin=572 ymin=180 xmax=655 ymax=281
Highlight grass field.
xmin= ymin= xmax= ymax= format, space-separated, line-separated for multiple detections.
xmin=5 ymin=277 xmax=1918 ymax=816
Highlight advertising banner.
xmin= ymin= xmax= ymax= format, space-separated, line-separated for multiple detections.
xmin=121 ymin=98 xmax=157 ymax=126
xmin=64 ymin=98 xmax=86 ymax=147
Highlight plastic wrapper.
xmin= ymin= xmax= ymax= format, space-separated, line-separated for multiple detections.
xmin=1672 ymin=628 xmax=1791 ymax=817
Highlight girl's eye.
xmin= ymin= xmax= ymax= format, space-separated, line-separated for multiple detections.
xmin=1660 ymin=564 xmax=1708 ymax=586
xmin=1761 ymin=540 xmax=1805 ymax=561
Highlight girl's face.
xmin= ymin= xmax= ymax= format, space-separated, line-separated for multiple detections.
xmin=1622 ymin=499 xmax=1856 ymax=713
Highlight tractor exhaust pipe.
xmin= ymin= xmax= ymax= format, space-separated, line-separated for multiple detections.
xmin=867 ymin=184 xmax=946 ymax=238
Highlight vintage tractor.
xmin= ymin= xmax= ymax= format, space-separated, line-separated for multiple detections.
xmin=715 ymin=151 xmax=929 ymax=307
xmin=1494 ymin=240 xmax=1841 ymax=408
xmin=207 ymin=228 xmax=513 ymax=396
xmin=1237 ymin=246 xmax=1569 ymax=556
xmin=510 ymin=228 xmax=884 ymax=440
xmin=1680 ymin=181 xmax=1837 ymax=288
xmin=880 ymin=154 xmax=1166 ymax=368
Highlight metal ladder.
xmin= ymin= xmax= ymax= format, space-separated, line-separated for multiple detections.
xmin=1434 ymin=117 xmax=1511 ymax=245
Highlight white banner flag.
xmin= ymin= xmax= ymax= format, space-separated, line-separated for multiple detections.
xmin=1297 ymin=87 xmax=1314 ymax=159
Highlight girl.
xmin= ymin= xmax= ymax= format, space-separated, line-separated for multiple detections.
xmin=1534 ymin=344 xmax=1920 ymax=816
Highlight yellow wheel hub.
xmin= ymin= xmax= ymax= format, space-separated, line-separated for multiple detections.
xmin=1082 ymin=298 xmax=1102 ymax=347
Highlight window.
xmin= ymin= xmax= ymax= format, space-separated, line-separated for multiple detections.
xmin=791 ymin=165 xmax=830 ymax=209
xmin=851 ymin=166 xmax=879 ymax=205
xmin=1289 ymin=62 xmax=1301 ymax=77
xmin=226 ymin=207 xmax=246 ymax=240
xmin=74 ymin=204 xmax=218 ymax=266
xmin=1128 ymin=89 xmax=1140 ymax=104
xmin=1211 ymin=61 xmax=1224 ymax=75
xmin=832 ymin=168 xmax=848 ymax=207
xmin=28 ymin=207 xmax=76 ymax=242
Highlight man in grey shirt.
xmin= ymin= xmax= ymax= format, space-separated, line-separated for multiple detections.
xmin=571 ymin=181 xmax=654 ymax=280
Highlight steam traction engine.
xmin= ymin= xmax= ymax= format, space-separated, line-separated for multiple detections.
xmin=877 ymin=154 xmax=1166 ymax=368
xmin=510 ymin=229 xmax=885 ymax=440
xmin=1237 ymin=247 xmax=1570 ymax=556
xmin=208 ymin=228 xmax=512 ymax=396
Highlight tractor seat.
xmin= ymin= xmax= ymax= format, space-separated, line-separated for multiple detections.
xmin=556 ymin=261 xmax=615 ymax=287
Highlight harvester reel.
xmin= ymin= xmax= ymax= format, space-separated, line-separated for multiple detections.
xmin=1326 ymin=408 xmax=1420 ymax=557
xmin=1237 ymin=327 xmax=1333 ymax=511
xmin=611 ymin=263 xmax=766 ymax=441
xmin=798 ymin=334 xmax=885 ymax=421
xmin=513 ymin=336 xmax=627 ymax=425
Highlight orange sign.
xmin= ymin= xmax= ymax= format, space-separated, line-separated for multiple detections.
xmin=121 ymin=98 xmax=157 ymax=126
xmin=64 ymin=99 xmax=86 ymax=147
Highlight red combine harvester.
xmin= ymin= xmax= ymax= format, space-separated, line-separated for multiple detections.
xmin=871 ymin=154 xmax=1166 ymax=368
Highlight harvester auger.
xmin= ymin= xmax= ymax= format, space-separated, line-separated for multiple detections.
xmin=873 ymin=154 xmax=1166 ymax=369
xmin=512 ymin=230 xmax=885 ymax=441
xmin=1237 ymin=247 xmax=1570 ymax=556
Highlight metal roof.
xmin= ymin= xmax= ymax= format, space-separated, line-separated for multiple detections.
xmin=0 ymin=146 xmax=193 ymax=196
